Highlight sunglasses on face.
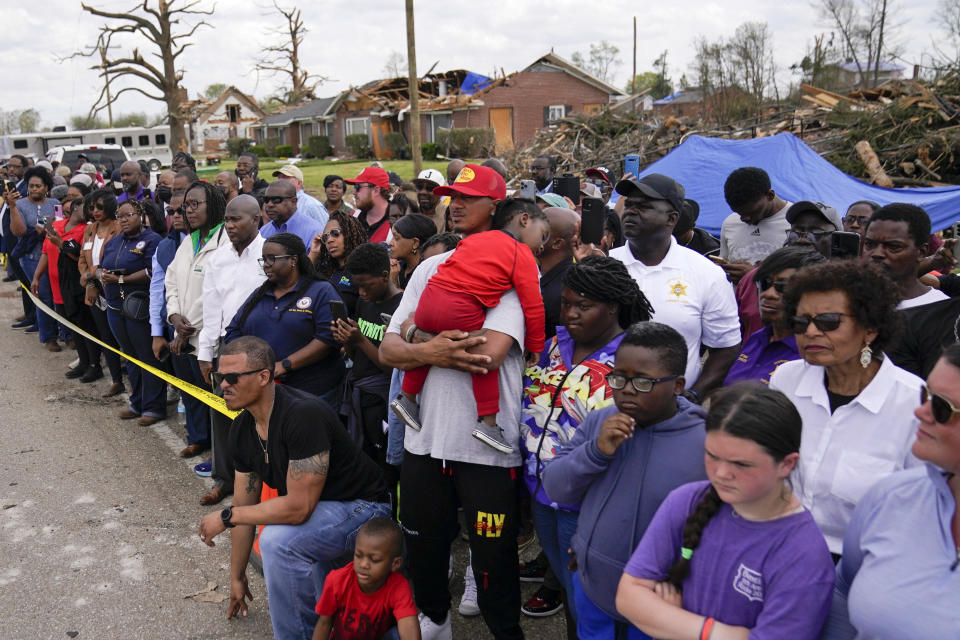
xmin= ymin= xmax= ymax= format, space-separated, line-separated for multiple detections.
xmin=786 ymin=229 xmax=832 ymax=242
xmin=352 ymin=184 xmax=373 ymax=192
xmin=321 ymin=228 xmax=342 ymax=243
xmin=605 ymin=373 xmax=678 ymax=393
xmin=921 ymin=384 xmax=960 ymax=424
xmin=263 ymin=195 xmax=295 ymax=205
xmin=757 ymin=278 xmax=788 ymax=293
xmin=212 ymin=368 xmax=266 ymax=386
xmin=789 ymin=312 xmax=854 ymax=334
xmin=258 ymin=254 xmax=294 ymax=267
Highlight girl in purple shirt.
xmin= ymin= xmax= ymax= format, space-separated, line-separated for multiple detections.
xmin=616 ymin=384 xmax=834 ymax=640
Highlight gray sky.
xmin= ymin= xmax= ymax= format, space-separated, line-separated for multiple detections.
xmin=10 ymin=0 xmax=945 ymax=129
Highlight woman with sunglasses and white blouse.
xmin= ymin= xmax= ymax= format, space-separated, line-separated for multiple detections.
xmin=820 ymin=342 xmax=960 ymax=639
xmin=769 ymin=260 xmax=923 ymax=559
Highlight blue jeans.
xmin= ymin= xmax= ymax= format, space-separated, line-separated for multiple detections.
xmin=532 ymin=500 xmax=579 ymax=620
xmin=259 ymin=498 xmax=391 ymax=640
xmin=170 ymin=352 xmax=210 ymax=445
xmin=573 ymin=572 xmax=651 ymax=640
xmin=385 ymin=369 xmax=404 ymax=465
xmin=20 ymin=255 xmax=55 ymax=343
xmin=106 ymin=308 xmax=167 ymax=418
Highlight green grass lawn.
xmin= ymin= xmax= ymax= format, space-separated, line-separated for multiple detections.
xmin=198 ymin=158 xmax=454 ymax=188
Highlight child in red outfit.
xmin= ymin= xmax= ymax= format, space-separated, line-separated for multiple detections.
xmin=313 ymin=518 xmax=419 ymax=640
xmin=392 ymin=195 xmax=549 ymax=454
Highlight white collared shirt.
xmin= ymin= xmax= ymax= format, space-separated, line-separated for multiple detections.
xmin=610 ymin=237 xmax=741 ymax=384
xmin=769 ymin=357 xmax=923 ymax=554
xmin=197 ymin=234 xmax=267 ymax=362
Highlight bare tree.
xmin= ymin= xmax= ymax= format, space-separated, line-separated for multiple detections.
xmin=383 ymin=51 xmax=406 ymax=78
xmin=931 ymin=0 xmax=960 ymax=68
xmin=254 ymin=2 xmax=326 ymax=105
xmin=571 ymin=41 xmax=622 ymax=83
xmin=0 ymin=109 xmax=41 ymax=135
xmin=70 ymin=1 xmax=213 ymax=153
xmin=728 ymin=22 xmax=775 ymax=108
xmin=818 ymin=0 xmax=900 ymax=88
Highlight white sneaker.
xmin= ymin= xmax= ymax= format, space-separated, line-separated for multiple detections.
xmin=448 ymin=553 xmax=454 ymax=581
xmin=458 ymin=562 xmax=481 ymax=616
xmin=418 ymin=611 xmax=452 ymax=640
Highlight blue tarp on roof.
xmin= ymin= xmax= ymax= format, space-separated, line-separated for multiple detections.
xmin=638 ymin=133 xmax=960 ymax=236
xmin=460 ymin=71 xmax=493 ymax=95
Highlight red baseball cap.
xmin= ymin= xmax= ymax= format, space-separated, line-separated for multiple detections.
xmin=345 ymin=166 xmax=390 ymax=190
xmin=433 ymin=164 xmax=506 ymax=200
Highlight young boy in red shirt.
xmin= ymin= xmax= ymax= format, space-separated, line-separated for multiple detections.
xmin=312 ymin=517 xmax=419 ymax=640
xmin=390 ymin=169 xmax=549 ymax=454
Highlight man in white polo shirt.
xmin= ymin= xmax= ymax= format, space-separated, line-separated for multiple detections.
xmin=609 ymin=174 xmax=741 ymax=402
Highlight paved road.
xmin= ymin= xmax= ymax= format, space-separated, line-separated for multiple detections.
xmin=0 ymin=280 xmax=565 ymax=639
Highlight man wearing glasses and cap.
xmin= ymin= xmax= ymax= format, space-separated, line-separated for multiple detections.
xmin=346 ymin=167 xmax=392 ymax=243
xmin=273 ymin=164 xmax=328 ymax=227
xmin=609 ymin=174 xmax=741 ymax=402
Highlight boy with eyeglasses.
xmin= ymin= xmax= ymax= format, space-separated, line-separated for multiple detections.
xmin=541 ymin=321 xmax=707 ymax=639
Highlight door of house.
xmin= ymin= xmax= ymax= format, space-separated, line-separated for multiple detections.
xmin=371 ymin=120 xmax=393 ymax=159
xmin=489 ymin=107 xmax=514 ymax=152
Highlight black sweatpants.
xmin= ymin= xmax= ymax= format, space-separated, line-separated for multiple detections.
xmin=399 ymin=452 xmax=523 ymax=640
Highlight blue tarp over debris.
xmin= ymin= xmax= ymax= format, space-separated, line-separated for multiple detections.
xmin=459 ymin=71 xmax=493 ymax=95
xmin=638 ymin=133 xmax=960 ymax=236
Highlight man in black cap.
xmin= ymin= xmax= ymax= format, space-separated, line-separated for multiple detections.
xmin=672 ymin=198 xmax=720 ymax=256
xmin=609 ymin=174 xmax=741 ymax=401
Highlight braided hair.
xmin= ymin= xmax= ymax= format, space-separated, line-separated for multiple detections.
xmin=183 ymin=180 xmax=226 ymax=237
xmin=313 ymin=210 xmax=367 ymax=279
xmin=562 ymin=255 xmax=654 ymax=329
xmin=118 ymin=198 xmax=150 ymax=233
xmin=233 ymin=232 xmax=319 ymax=331
xmin=666 ymin=383 xmax=802 ymax=589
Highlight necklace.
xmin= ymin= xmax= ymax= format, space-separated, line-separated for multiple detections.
xmin=256 ymin=429 xmax=269 ymax=464
xmin=953 ymin=312 xmax=959 ymax=343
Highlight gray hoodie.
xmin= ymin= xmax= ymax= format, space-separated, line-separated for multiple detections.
xmin=542 ymin=398 xmax=707 ymax=620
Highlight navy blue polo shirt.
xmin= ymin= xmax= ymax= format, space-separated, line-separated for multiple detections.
xmin=100 ymin=228 xmax=161 ymax=308
xmin=224 ymin=277 xmax=345 ymax=394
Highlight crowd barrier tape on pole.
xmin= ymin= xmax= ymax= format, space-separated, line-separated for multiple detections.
xmin=20 ymin=283 xmax=241 ymax=420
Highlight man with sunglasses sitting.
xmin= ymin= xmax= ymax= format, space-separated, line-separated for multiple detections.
xmin=542 ymin=322 xmax=707 ymax=637
xmin=259 ymin=180 xmax=324 ymax=248
xmin=198 ymin=336 xmax=390 ymax=640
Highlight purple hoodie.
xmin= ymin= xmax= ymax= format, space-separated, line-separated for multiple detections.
xmin=541 ymin=399 xmax=707 ymax=620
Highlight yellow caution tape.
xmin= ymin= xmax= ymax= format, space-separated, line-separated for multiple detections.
xmin=20 ymin=283 xmax=241 ymax=419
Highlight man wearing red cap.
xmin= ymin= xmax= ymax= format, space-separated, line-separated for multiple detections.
xmin=380 ymin=164 xmax=527 ymax=640
xmin=346 ymin=167 xmax=392 ymax=243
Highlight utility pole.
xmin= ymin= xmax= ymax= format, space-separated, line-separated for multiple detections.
xmin=98 ymin=42 xmax=115 ymax=127
xmin=632 ymin=16 xmax=637 ymax=112
xmin=405 ymin=0 xmax=422 ymax=174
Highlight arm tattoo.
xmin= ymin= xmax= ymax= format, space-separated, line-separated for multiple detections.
xmin=245 ymin=472 xmax=260 ymax=495
xmin=288 ymin=451 xmax=330 ymax=482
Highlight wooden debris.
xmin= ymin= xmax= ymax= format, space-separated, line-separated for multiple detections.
xmin=855 ymin=141 xmax=894 ymax=187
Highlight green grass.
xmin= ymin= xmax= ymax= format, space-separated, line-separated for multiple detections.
xmin=198 ymin=158 xmax=453 ymax=191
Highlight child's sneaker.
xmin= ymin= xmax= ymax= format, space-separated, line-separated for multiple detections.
xmin=458 ymin=566 xmax=481 ymax=616
xmin=418 ymin=611 xmax=452 ymax=640
xmin=471 ymin=421 xmax=514 ymax=454
xmin=390 ymin=394 xmax=422 ymax=431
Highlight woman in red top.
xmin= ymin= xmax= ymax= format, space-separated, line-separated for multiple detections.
xmin=392 ymin=173 xmax=550 ymax=455
xmin=31 ymin=197 xmax=94 ymax=378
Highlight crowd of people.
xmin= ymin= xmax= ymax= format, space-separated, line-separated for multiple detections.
xmin=1 ymin=147 xmax=958 ymax=640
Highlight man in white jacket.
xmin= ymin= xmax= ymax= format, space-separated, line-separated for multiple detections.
xmin=165 ymin=182 xmax=230 ymax=458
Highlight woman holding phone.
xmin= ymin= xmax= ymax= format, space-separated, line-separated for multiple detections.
xmin=224 ymin=232 xmax=344 ymax=408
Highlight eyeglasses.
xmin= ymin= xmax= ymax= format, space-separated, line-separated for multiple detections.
xmin=757 ymin=278 xmax=788 ymax=294
xmin=321 ymin=228 xmax=342 ymax=243
xmin=352 ymin=184 xmax=373 ymax=192
xmin=263 ymin=195 xmax=295 ymax=205
xmin=789 ymin=312 xmax=854 ymax=334
xmin=212 ymin=368 xmax=266 ymax=386
xmin=117 ymin=212 xmax=139 ymax=220
xmin=258 ymin=254 xmax=294 ymax=266
xmin=843 ymin=215 xmax=871 ymax=226
xmin=165 ymin=206 xmax=182 ymax=216
xmin=921 ymin=384 xmax=960 ymax=424
xmin=605 ymin=373 xmax=678 ymax=392
xmin=184 ymin=199 xmax=206 ymax=210
xmin=786 ymin=229 xmax=832 ymax=242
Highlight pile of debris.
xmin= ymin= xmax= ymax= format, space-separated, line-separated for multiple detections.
xmin=503 ymin=73 xmax=960 ymax=186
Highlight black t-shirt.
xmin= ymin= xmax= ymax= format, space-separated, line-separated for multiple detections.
xmin=229 ymin=384 xmax=386 ymax=500
xmin=887 ymin=296 xmax=960 ymax=378
xmin=540 ymin=257 xmax=573 ymax=340
xmin=351 ymin=293 xmax=403 ymax=379
xmin=330 ymin=268 xmax=360 ymax=318
xmin=683 ymin=228 xmax=721 ymax=256
xmin=937 ymin=273 xmax=960 ymax=298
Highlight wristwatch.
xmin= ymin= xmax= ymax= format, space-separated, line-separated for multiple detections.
xmin=220 ymin=506 xmax=235 ymax=528
xmin=281 ymin=358 xmax=292 ymax=373
xmin=118 ymin=274 xmax=125 ymax=285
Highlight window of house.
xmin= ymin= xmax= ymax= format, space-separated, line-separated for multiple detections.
xmin=155 ymin=134 xmax=166 ymax=145
xmin=548 ymin=105 xmax=566 ymax=122
xmin=227 ymin=105 xmax=240 ymax=123
xmin=426 ymin=113 xmax=452 ymax=144
xmin=138 ymin=135 xmax=150 ymax=146
xmin=346 ymin=117 xmax=371 ymax=138
xmin=121 ymin=136 xmax=133 ymax=147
